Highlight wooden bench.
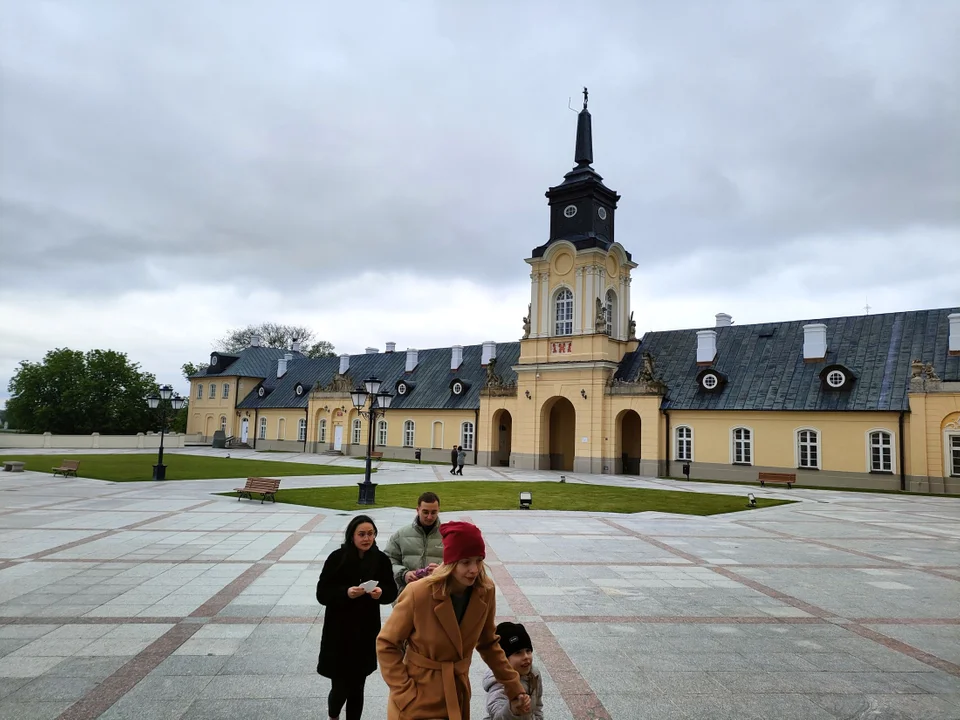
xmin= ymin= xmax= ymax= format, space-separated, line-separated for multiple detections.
xmin=52 ymin=460 xmax=80 ymax=477
xmin=2 ymin=461 xmax=25 ymax=472
xmin=759 ymin=471 xmax=797 ymax=489
xmin=234 ymin=477 xmax=281 ymax=504
xmin=370 ymin=451 xmax=383 ymax=459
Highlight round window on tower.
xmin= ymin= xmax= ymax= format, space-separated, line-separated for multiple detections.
xmin=826 ymin=370 xmax=846 ymax=388
xmin=598 ymin=207 xmax=607 ymax=220
xmin=563 ymin=205 xmax=577 ymax=218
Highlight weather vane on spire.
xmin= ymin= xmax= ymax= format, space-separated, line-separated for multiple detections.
xmin=582 ymin=86 xmax=589 ymax=110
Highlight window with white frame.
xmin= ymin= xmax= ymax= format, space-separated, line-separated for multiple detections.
xmin=209 ymin=383 xmax=216 ymax=400
xmin=377 ymin=420 xmax=388 ymax=446
xmin=259 ymin=417 xmax=267 ymax=439
xmin=605 ymin=289 xmax=617 ymax=335
xmin=554 ymin=288 xmax=573 ymax=336
xmin=461 ymin=421 xmax=475 ymax=451
xmin=197 ymin=384 xmax=203 ymax=399
xmin=222 ymin=383 xmax=230 ymax=399
xmin=732 ymin=427 xmax=752 ymax=465
xmin=318 ymin=419 xmax=327 ymax=443
xmin=352 ymin=418 xmax=362 ymax=445
xmin=869 ymin=430 xmax=893 ymax=473
xmin=219 ymin=416 xmax=227 ymax=432
xmin=297 ymin=418 xmax=307 ymax=442
xmin=675 ymin=426 xmax=693 ymax=461
xmin=950 ymin=435 xmax=960 ymax=477
xmin=797 ymin=429 xmax=819 ymax=469
xmin=403 ymin=420 xmax=415 ymax=447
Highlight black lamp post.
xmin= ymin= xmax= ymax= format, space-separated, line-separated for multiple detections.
xmin=350 ymin=377 xmax=393 ymax=505
xmin=145 ymin=384 xmax=186 ymax=481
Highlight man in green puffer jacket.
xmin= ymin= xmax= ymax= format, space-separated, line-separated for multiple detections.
xmin=384 ymin=491 xmax=444 ymax=594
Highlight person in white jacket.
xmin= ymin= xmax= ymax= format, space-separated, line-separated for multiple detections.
xmin=483 ymin=622 xmax=544 ymax=720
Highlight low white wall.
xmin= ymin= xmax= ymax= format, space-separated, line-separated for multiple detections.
xmin=0 ymin=432 xmax=199 ymax=450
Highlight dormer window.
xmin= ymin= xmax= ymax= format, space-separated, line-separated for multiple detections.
xmin=210 ymin=354 xmax=218 ymax=367
xmin=696 ymin=368 xmax=727 ymax=393
xmin=295 ymin=383 xmax=305 ymax=397
xmin=258 ymin=386 xmax=265 ymax=398
xmin=396 ymin=381 xmax=413 ymax=396
xmin=819 ymin=364 xmax=855 ymax=391
xmin=452 ymin=381 xmax=464 ymax=396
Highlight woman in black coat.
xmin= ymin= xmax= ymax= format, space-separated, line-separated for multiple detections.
xmin=316 ymin=514 xmax=398 ymax=720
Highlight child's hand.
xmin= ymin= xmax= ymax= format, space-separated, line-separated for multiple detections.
xmin=510 ymin=693 xmax=531 ymax=715
xmin=369 ymin=586 xmax=383 ymax=599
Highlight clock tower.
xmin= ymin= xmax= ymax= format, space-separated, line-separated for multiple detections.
xmin=533 ymin=88 xmax=623 ymax=258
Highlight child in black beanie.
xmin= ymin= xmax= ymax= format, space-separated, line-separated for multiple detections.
xmin=482 ymin=621 xmax=544 ymax=719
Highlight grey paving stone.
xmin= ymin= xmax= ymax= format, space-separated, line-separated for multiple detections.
xmin=0 ymin=699 xmax=75 ymax=720
xmin=99 ymin=698 xmax=194 ymax=720
xmin=7 ymin=676 xmax=99 ymax=702
xmin=44 ymin=655 xmax=130 ymax=678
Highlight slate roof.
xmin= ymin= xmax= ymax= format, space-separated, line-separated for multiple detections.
xmin=189 ymin=347 xmax=300 ymax=380
xmin=232 ymin=343 xmax=521 ymax=412
xmin=616 ymin=308 xmax=960 ymax=412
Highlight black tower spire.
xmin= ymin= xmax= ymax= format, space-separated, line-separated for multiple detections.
xmin=574 ymin=87 xmax=593 ymax=166
xmin=533 ymin=88 xmax=626 ymax=259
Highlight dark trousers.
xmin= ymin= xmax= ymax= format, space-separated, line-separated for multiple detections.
xmin=456 ymin=463 xmax=464 ymax=475
xmin=450 ymin=459 xmax=458 ymax=474
xmin=328 ymin=675 xmax=366 ymax=720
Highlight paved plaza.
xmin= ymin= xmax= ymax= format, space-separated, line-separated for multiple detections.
xmin=0 ymin=449 xmax=958 ymax=719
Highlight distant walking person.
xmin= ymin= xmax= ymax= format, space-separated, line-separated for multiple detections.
xmin=456 ymin=446 xmax=466 ymax=475
xmin=316 ymin=515 xmax=398 ymax=720
xmin=450 ymin=444 xmax=459 ymax=475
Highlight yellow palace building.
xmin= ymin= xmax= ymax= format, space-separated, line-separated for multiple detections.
xmin=186 ymin=97 xmax=960 ymax=493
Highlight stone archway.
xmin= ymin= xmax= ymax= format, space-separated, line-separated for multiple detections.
xmin=542 ymin=397 xmax=576 ymax=471
xmin=492 ymin=409 xmax=513 ymax=467
xmin=619 ymin=410 xmax=642 ymax=475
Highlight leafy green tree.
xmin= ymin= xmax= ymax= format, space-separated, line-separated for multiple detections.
xmin=6 ymin=349 xmax=157 ymax=434
xmin=181 ymin=361 xmax=206 ymax=379
xmin=171 ymin=400 xmax=189 ymax=433
xmin=217 ymin=323 xmax=335 ymax=358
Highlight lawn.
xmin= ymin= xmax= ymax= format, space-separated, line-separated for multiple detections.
xmin=0 ymin=453 xmax=367 ymax=482
xmin=225 ymin=481 xmax=793 ymax=515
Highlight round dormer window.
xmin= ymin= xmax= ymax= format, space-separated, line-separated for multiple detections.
xmin=452 ymin=381 xmax=464 ymax=395
xmin=210 ymin=355 xmax=218 ymax=366
xmin=295 ymin=384 xmax=304 ymax=396
xmin=826 ymin=370 xmax=846 ymax=388
xmin=701 ymin=373 xmax=718 ymax=390
xmin=396 ymin=383 xmax=407 ymax=396
xmin=257 ymin=387 xmax=265 ymax=397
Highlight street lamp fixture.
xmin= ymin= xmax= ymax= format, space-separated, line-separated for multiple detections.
xmin=145 ymin=384 xmax=185 ymax=480
xmin=350 ymin=377 xmax=393 ymax=505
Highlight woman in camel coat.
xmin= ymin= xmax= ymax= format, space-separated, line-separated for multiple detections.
xmin=377 ymin=521 xmax=530 ymax=720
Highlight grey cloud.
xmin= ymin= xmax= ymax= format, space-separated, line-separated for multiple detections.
xmin=0 ymin=0 xmax=958 ymax=302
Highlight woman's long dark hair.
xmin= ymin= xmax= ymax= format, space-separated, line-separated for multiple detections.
xmin=338 ymin=515 xmax=379 ymax=570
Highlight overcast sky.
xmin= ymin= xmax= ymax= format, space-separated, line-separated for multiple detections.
xmin=1 ymin=1 xmax=958 ymax=405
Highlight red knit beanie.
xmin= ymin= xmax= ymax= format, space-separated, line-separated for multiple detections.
xmin=439 ymin=521 xmax=486 ymax=564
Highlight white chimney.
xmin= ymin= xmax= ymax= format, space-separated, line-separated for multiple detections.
xmin=696 ymin=330 xmax=717 ymax=364
xmin=451 ymin=345 xmax=463 ymax=370
xmin=338 ymin=353 xmax=350 ymax=375
xmin=803 ymin=323 xmax=828 ymax=361
xmin=405 ymin=348 xmax=418 ymax=372
xmin=291 ymin=338 xmax=301 ymax=352
xmin=715 ymin=313 xmax=733 ymax=328
xmin=365 ymin=347 xmax=378 ymax=354
xmin=481 ymin=341 xmax=497 ymax=365
xmin=949 ymin=313 xmax=960 ymax=355
xmin=277 ymin=356 xmax=288 ymax=378
xmin=386 ymin=342 xmax=396 ymax=353
xmin=249 ymin=334 xmax=261 ymax=347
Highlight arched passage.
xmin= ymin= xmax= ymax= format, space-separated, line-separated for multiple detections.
xmin=619 ymin=410 xmax=642 ymax=475
xmin=541 ymin=397 xmax=576 ymax=471
xmin=492 ymin=409 xmax=513 ymax=467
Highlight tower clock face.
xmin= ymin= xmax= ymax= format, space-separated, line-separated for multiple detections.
xmin=563 ymin=205 xmax=577 ymax=218
xmin=598 ymin=207 xmax=607 ymax=220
